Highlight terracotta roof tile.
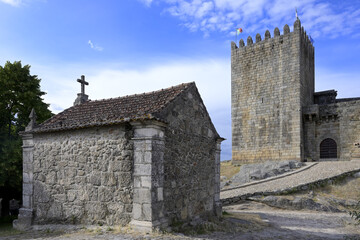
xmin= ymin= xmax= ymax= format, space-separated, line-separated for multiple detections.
xmin=32 ymin=82 xmax=194 ymax=133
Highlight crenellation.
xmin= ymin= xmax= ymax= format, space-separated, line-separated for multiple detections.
xmin=284 ymin=24 xmax=290 ymax=34
xmin=239 ymin=39 xmax=245 ymax=47
xmin=231 ymin=41 xmax=237 ymax=50
xmin=256 ymin=33 xmax=261 ymax=42
xmin=274 ymin=28 xmax=280 ymax=36
xmin=247 ymin=36 xmax=253 ymax=45
xmin=233 ymin=21 xmax=309 ymax=49
xmin=265 ymin=30 xmax=271 ymax=39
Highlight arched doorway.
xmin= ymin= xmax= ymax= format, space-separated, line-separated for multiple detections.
xmin=320 ymin=138 xmax=337 ymax=159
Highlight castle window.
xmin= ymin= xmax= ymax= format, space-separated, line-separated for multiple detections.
xmin=320 ymin=138 xmax=337 ymax=159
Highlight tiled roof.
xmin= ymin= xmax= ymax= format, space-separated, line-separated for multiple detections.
xmin=32 ymin=82 xmax=194 ymax=133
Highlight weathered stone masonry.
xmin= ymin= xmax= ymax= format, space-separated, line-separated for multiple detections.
xmin=159 ymin=87 xmax=222 ymax=222
xmin=231 ymin=19 xmax=360 ymax=164
xmin=32 ymin=126 xmax=133 ymax=226
xmin=303 ymin=96 xmax=360 ymax=161
xmin=231 ymin=19 xmax=314 ymax=164
xmin=14 ymin=82 xmax=223 ymax=231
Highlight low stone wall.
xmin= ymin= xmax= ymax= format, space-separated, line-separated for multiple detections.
xmin=221 ymin=170 xmax=360 ymax=206
xmin=32 ymin=125 xmax=133 ymax=225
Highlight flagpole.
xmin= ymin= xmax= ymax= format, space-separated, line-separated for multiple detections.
xmin=236 ymin=28 xmax=237 ymax=44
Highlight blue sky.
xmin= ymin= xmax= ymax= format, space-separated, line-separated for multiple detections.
xmin=1 ymin=0 xmax=360 ymax=160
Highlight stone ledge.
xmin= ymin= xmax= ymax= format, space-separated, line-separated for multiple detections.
xmin=129 ymin=219 xmax=167 ymax=233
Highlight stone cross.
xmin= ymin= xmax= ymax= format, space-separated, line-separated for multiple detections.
xmin=77 ymin=75 xmax=89 ymax=95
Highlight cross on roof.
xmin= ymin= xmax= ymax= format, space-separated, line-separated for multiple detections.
xmin=77 ymin=75 xmax=89 ymax=95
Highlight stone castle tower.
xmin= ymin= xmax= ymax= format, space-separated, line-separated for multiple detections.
xmin=231 ymin=19 xmax=315 ymax=164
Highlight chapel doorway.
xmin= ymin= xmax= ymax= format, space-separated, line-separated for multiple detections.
xmin=320 ymin=138 xmax=337 ymax=159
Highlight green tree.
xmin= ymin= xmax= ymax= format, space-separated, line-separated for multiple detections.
xmin=0 ymin=61 xmax=52 ymax=209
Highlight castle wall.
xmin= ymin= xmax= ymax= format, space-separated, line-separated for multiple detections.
xmin=160 ymin=86 xmax=221 ymax=223
xmin=231 ymin=20 xmax=314 ymax=164
xmin=303 ymin=100 xmax=360 ymax=161
xmin=32 ymin=125 xmax=133 ymax=225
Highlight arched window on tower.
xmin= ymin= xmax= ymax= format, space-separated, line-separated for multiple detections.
xmin=320 ymin=138 xmax=337 ymax=159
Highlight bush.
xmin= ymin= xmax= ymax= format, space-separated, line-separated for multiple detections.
xmin=349 ymin=201 xmax=360 ymax=224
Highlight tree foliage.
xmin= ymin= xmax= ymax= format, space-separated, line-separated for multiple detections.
xmin=0 ymin=61 xmax=52 ymax=192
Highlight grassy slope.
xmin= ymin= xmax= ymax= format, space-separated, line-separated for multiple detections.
xmin=220 ymin=161 xmax=240 ymax=180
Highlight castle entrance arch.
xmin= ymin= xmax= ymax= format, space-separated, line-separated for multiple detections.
xmin=320 ymin=138 xmax=337 ymax=159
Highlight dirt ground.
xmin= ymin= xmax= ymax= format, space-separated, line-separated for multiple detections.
xmin=1 ymin=201 xmax=359 ymax=240
xmin=222 ymin=201 xmax=360 ymax=240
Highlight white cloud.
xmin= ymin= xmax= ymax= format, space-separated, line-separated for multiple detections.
xmin=0 ymin=0 xmax=21 ymax=6
xmin=88 ymin=40 xmax=103 ymax=51
xmin=141 ymin=0 xmax=360 ymax=39
xmin=139 ymin=0 xmax=153 ymax=7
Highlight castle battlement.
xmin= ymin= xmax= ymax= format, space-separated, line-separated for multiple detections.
xmin=231 ymin=19 xmax=314 ymax=54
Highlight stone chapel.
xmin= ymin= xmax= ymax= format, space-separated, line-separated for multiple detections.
xmin=231 ymin=19 xmax=360 ymax=164
xmin=14 ymin=79 xmax=223 ymax=231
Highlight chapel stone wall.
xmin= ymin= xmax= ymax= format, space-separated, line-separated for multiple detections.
xmin=160 ymin=86 xmax=221 ymax=223
xmin=32 ymin=125 xmax=133 ymax=225
xmin=231 ymin=19 xmax=314 ymax=164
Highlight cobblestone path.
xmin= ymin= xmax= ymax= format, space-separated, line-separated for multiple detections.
xmin=220 ymin=160 xmax=360 ymax=204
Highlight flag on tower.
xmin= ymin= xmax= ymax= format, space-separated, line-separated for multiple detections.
xmin=236 ymin=28 xmax=243 ymax=35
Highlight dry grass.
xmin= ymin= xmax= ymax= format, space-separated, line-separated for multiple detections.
xmin=314 ymin=176 xmax=360 ymax=201
xmin=220 ymin=161 xmax=240 ymax=180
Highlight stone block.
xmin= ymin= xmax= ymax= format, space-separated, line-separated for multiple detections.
xmin=67 ymin=190 xmax=77 ymax=202
xmin=118 ymin=172 xmax=132 ymax=187
xmin=98 ymin=187 xmax=113 ymax=202
xmin=89 ymin=173 xmax=101 ymax=186
xmin=133 ymin=203 xmax=142 ymax=220
xmin=23 ymin=183 xmax=33 ymax=195
xmin=134 ymin=188 xmax=151 ymax=204
xmin=53 ymin=194 xmax=66 ymax=202
xmin=134 ymin=127 xmax=164 ymax=139
xmin=134 ymin=164 xmax=151 ymax=176
xmin=23 ymin=172 xmax=31 ymax=183
xmin=22 ymin=195 xmax=31 ymax=208
xmin=143 ymin=152 xmax=152 ymax=164
xmin=141 ymin=176 xmax=152 ymax=188
xmin=120 ymin=161 xmax=132 ymax=172
xmin=157 ymin=188 xmax=163 ymax=201
xmin=134 ymin=176 xmax=141 ymax=188
xmin=101 ymin=172 xmax=116 ymax=186
xmin=142 ymin=203 xmax=152 ymax=221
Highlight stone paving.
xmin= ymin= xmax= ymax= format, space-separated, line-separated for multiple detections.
xmin=220 ymin=160 xmax=360 ymax=204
